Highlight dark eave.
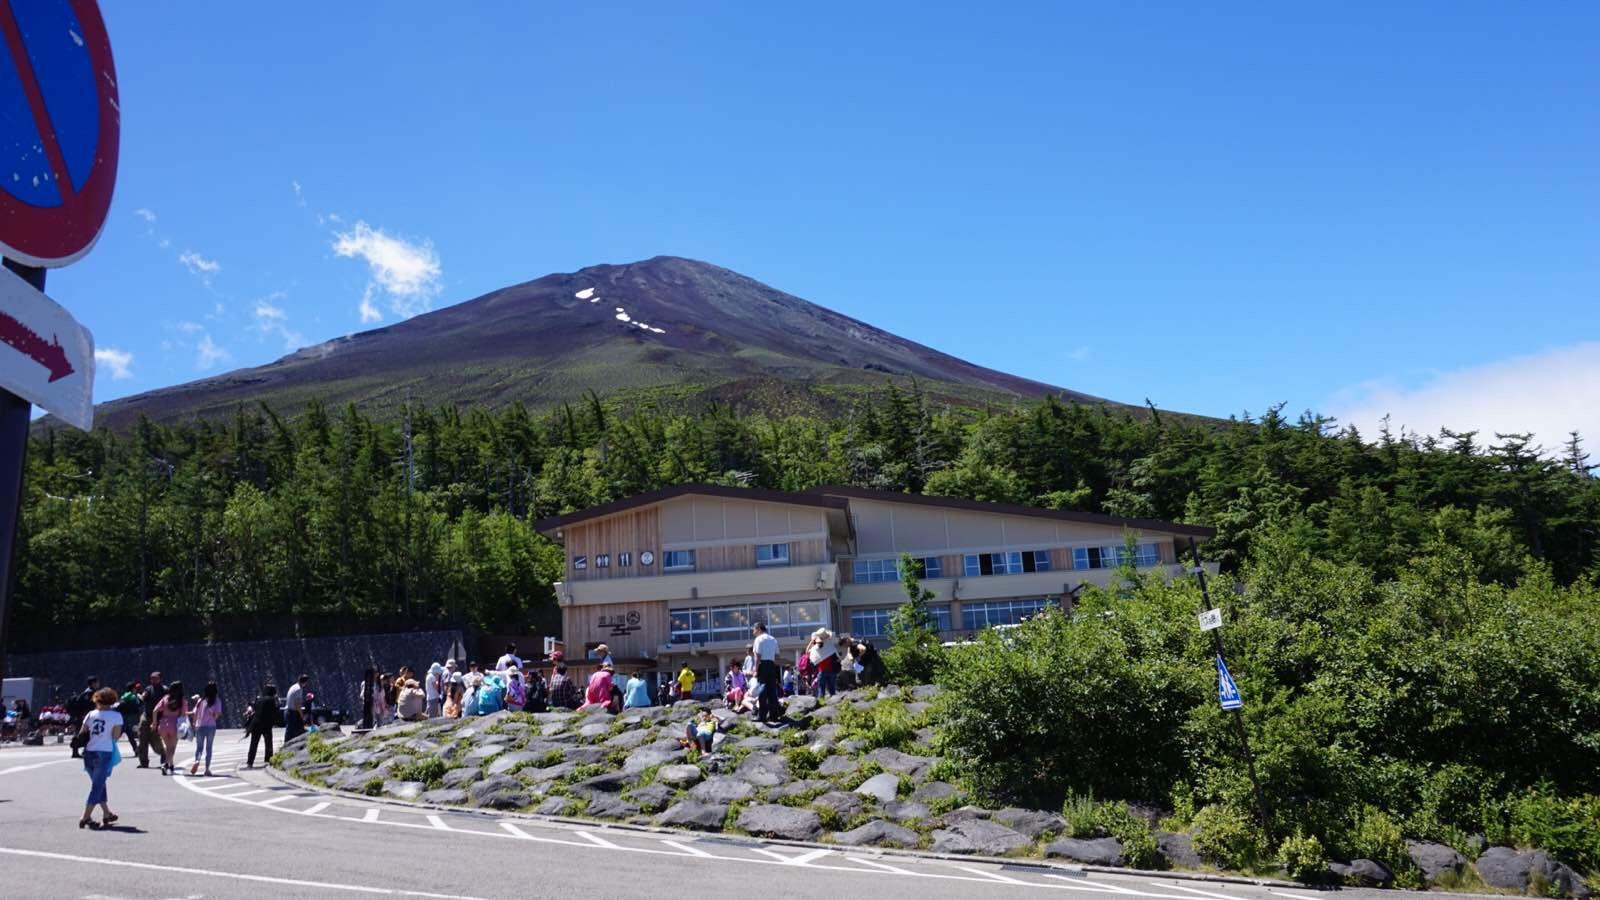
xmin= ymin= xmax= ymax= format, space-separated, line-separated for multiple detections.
xmin=534 ymin=484 xmax=851 ymax=538
xmin=805 ymin=485 xmax=1217 ymax=538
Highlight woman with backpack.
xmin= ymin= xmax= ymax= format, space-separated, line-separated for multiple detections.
xmin=244 ymin=684 xmax=282 ymax=769
xmin=152 ymin=682 xmax=188 ymax=775
xmin=188 ymin=683 xmax=223 ymax=776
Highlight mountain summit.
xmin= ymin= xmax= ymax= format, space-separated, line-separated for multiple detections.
xmin=92 ymin=256 xmax=1102 ymax=428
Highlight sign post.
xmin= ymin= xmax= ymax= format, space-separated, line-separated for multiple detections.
xmin=0 ymin=0 xmax=120 ymax=683
xmin=1187 ymin=536 xmax=1272 ymax=840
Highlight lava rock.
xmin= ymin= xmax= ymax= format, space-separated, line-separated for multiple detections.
xmin=864 ymin=747 xmax=936 ymax=778
xmin=383 ymin=780 xmax=426 ymax=801
xmin=1476 ymin=848 xmax=1590 ymax=899
xmin=576 ymin=771 xmax=634 ymax=793
xmin=658 ymin=801 xmax=729 ymax=831
xmin=419 ymin=788 xmax=468 ymax=805
xmin=338 ymin=749 xmax=378 ymax=766
xmin=934 ymin=805 xmax=992 ymax=827
xmin=604 ymin=729 xmax=655 ymax=750
xmin=689 ymin=777 xmax=755 ymax=804
xmin=526 ymin=761 xmax=577 ymax=782
xmin=911 ymin=781 xmax=963 ymax=805
xmin=881 ymin=800 xmax=931 ymax=822
xmin=734 ymin=736 xmax=782 ymax=753
xmin=737 ymin=804 xmax=823 ymax=841
xmin=465 ymin=743 xmax=507 ymax=762
xmin=733 ymin=753 xmax=790 ymax=787
xmin=583 ymin=794 xmax=639 ymax=819
xmin=467 ymin=774 xmax=530 ymax=810
xmin=1156 ymin=831 xmax=1201 ymax=869
xmin=993 ymin=808 xmax=1067 ymax=838
xmin=1407 ymin=840 xmax=1466 ymax=884
xmin=809 ymin=705 xmax=840 ymax=722
xmin=911 ymin=685 xmax=942 ymax=701
xmin=813 ymin=791 xmax=865 ymax=819
xmin=563 ymin=746 xmax=611 ymax=765
xmin=627 ymin=783 xmax=677 ymax=814
xmin=932 ymin=820 xmax=1032 ymax=856
xmin=783 ymin=695 xmax=818 ymax=713
xmin=833 ymin=820 xmax=920 ymax=848
xmin=534 ymin=796 xmax=575 ymax=816
xmin=767 ymin=779 xmax=828 ymax=801
xmin=818 ymin=756 xmax=856 ymax=777
xmin=1047 ymin=836 xmax=1124 ymax=866
xmin=855 ymin=773 xmax=901 ymax=803
xmin=1329 ymin=859 xmax=1393 ymax=887
xmin=623 ymin=748 xmax=685 ymax=775
xmin=655 ymin=764 xmax=705 ymax=788
xmin=486 ymin=750 xmax=544 ymax=776
xmin=578 ymin=723 xmax=612 ymax=741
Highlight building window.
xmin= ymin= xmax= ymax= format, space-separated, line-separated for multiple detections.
xmin=962 ymin=598 xmax=1050 ymax=631
xmin=854 ymin=558 xmax=897 ymax=583
xmin=850 ymin=608 xmax=895 ymax=638
xmin=756 ymin=543 xmax=790 ymax=566
xmin=899 ymin=556 xmax=942 ymax=579
xmin=963 ymin=550 xmax=1047 ymax=576
xmin=663 ymin=549 xmax=695 ymax=572
xmin=1073 ymin=543 xmax=1161 ymax=570
xmin=669 ymin=599 xmax=828 ymax=645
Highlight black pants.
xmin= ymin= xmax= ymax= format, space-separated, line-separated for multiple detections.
xmin=756 ymin=660 xmax=781 ymax=722
xmin=137 ymin=722 xmax=154 ymax=766
xmin=247 ymin=729 xmax=273 ymax=768
xmin=284 ymin=709 xmax=305 ymax=743
xmin=120 ymin=722 xmax=141 ymax=758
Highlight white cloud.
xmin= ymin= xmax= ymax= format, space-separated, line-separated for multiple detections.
xmin=1331 ymin=341 xmax=1600 ymax=451
xmin=94 ymin=347 xmax=134 ymax=380
xmin=134 ymin=208 xmax=156 ymax=223
xmin=358 ymin=286 xmax=383 ymax=324
xmin=252 ymin=293 xmax=305 ymax=350
xmin=332 ymin=220 xmax=442 ymax=320
xmin=254 ymin=298 xmax=287 ymax=321
xmin=195 ymin=334 xmax=231 ymax=371
xmin=178 ymin=250 xmax=221 ymax=275
xmin=292 ymin=179 xmax=305 ymax=206
xmin=175 ymin=320 xmax=203 ymax=335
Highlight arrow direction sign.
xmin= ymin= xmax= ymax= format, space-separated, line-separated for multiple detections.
xmin=0 ymin=263 xmax=93 ymax=428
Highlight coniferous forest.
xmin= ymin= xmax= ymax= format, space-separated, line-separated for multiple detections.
xmin=15 ymin=385 xmax=1598 ymax=640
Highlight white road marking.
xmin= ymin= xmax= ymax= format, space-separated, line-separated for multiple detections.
xmin=574 ymin=830 xmax=619 ymax=848
xmin=0 ymin=757 xmax=78 ymax=775
xmin=258 ymin=794 xmax=301 ymax=807
xmin=1269 ymin=892 xmax=1319 ymax=900
xmin=752 ymin=847 xmax=798 ymax=862
xmin=427 ymin=814 xmax=451 ymax=830
xmin=303 ymin=801 xmax=330 ymax=815
xmin=951 ymin=864 xmax=1027 ymax=883
xmin=784 ymin=848 xmax=833 ymax=866
xmin=223 ymin=788 xmax=270 ymax=798
xmin=363 ymin=808 xmax=381 ymax=822
xmin=661 ymin=839 xmax=713 ymax=857
xmin=851 ymin=857 xmax=918 ymax=875
xmin=0 ymin=846 xmax=487 ymax=899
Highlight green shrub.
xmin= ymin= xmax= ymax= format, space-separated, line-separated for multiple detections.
xmin=1097 ymin=801 xmax=1160 ymax=869
xmin=536 ymin=749 xmax=564 ymax=768
xmin=1344 ymin=805 xmax=1406 ymax=870
xmin=1192 ymin=804 xmax=1267 ymax=870
xmin=1063 ymin=791 xmax=1099 ymax=838
xmin=361 ymin=777 xmax=383 ymax=797
xmin=838 ymin=759 xmax=885 ymax=791
xmin=1498 ymin=789 xmax=1600 ymax=876
xmin=305 ymin=733 xmax=341 ymax=765
xmin=837 ymin=701 xmax=916 ymax=752
xmin=1278 ymin=830 xmax=1327 ymax=884
xmin=783 ymin=746 xmax=824 ymax=778
xmin=392 ymin=757 xmax=447 ymax=786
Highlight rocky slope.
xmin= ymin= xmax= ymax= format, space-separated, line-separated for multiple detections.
xmin=272 ymin=686 xmax=1593 ymax=896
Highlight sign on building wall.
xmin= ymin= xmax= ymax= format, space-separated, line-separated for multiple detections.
xmin=598 ymin=609 xmax=643 ymax=638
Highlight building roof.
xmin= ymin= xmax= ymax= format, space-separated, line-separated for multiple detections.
xmin=533 ymin=483 xmax=850 ymax=536
xmin=805 ymin=485 xmax=1217 ymax=538
xmin=535 ymin=482 xmax=1214 ymax=541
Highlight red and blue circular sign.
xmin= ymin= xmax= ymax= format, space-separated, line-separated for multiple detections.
xmin=0 ymin=0 xmax=118 ymax=268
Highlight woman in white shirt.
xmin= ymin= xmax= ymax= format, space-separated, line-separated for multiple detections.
xmin=77 ymin=687 xmax=123 ymax=830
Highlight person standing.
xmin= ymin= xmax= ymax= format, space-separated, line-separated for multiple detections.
xmin=462 ymin=663 xmax=483 ymax=717
xmin=423 ymin=663 xmax=445 ymax=718
xmin=152 ymin=682 xmax=188 ymax=775
xmin=751 ymin=622 xmax=782 ymax=725
xmin=495 ymin=644 xmax=522 ymax=672
xmin=188 ymin=683 xmax=222 ymax=776
xmin=114 ymin=683 xmax=143 ymax=759
xmin=76 ymin=687 xmax=122 ymax=829
xmin=358 ymin=668 xmax=376 ymax=730
xmin=137 ymin=672 xmax=164 ymax=768
xmin=548 ymin=664 xmax=579 ymax=710
xmin=283 ymin=674 xmax=310 ymax=742
xmin=676 ymin=664 xmax=696 ymax=702
xmin=244 ymin=684 xmax=281 ymax=769
xmin=67 ymin=677 xmax=100 ymax=758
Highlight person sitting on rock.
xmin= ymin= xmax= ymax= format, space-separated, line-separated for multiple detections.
xmin=581 ymin=664 xmax=615 ymax=713
xmin=681 ymin=710 xmax=716 ymax=752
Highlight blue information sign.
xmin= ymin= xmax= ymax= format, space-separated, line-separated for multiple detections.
xmin=1216 ymin=654 xmax=1242 ymax=710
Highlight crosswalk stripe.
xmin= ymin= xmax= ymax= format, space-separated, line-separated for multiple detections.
xmin=950 ymin=864 xmax=1025 ymax=884
xmin=850 ymin=858 xmax=917 ymax=875
xmin=783 ymin=848 xmax=832 ymax=866
xmin=574 ymin=830 xmax=618 ymax=848
xmin=303 ymin=802 xmax=330 ymax=815
xmin=661 ymin=839 xmax=712 ymax=858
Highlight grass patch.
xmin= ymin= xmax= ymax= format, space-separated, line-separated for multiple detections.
xmin=361 ymin=777 xmax=383 ymax=797
xmin=304 ymin=732 xmax=341 ymax=765
xmin=783 ymin=746 xmax=824 ymax=779
xmin=836 ymin=700 xmax=916 ymax=751
xmin=391 ymin=757 xmax=448 ymax=788
xmin=838 ymin=759 xmax=886 ymax=791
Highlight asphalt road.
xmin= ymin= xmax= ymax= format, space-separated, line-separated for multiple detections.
xmin=1 ymin=731 xmax=1406 ymax=900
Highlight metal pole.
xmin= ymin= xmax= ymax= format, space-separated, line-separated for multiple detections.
xmin=1188 ymin=536 xmax=1272 ymax=840
xmin=0 ymin=259 xmax=43 ymax=685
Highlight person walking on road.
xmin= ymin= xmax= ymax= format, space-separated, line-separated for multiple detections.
xmin=188 ymin=683 xmax=223 ymax=776
xmin=244 ymin=684 xmax=282 ymax=769
xmin=152 ymin=682 xmax=188 ymax=775
xmin=67 ymin=677 xmax=100 ymax=758
xmin=751 ymin=622 xmax=782 ymax=725
xmin=137 ymin=672 xmax=164 ymax=768
xmin=114 ymin=683 xmax=142 ymax=759
xmin=76 ymin=687 xmax=123 ymax=829
xmin=283 ymin=674 xmax=310 ymax=742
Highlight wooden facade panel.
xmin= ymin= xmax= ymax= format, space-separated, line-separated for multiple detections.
xmin=566 ymin=508 xmax=661 ymax=582
xmin=1049 ymin=548 xmax=1073 ymax=572
xmin=838 ymin=558 xmax=854 ymax=584
xmin=562 ymin=599 xmax=669 ymax=660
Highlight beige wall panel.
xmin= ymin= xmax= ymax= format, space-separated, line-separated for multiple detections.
xmin=756 ymin=503 xmax=789 ymax=537
xmin=891 ymin=507 xmax=948 ymax=554
xmin=1002 ymin=515 xmax=1057 ymax=546
xmin=945 ymin=510 xmax=1005 ymax=549
xmin=659 ymin=498 xmax=695 ymax=544
xmin=853 ymin=501 xmax=895 ymax=555
xmin=724 ymin=501 xmax=758 ymax=539
xmin=692 ymin=499 xmax=723 ymax=542
xmin=789 ymin=507 xmax=826 ymax=534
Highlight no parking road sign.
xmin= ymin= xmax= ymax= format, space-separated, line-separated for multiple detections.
xmin=0 ymin=0 xmax=121 ymax=267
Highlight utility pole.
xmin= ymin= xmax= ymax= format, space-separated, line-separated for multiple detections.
xmin=1188 ymin=536 xmax=1272 ymax=840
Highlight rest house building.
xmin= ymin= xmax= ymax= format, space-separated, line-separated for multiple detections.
xmin=534 ymin=485 xmax=1215 ymax=693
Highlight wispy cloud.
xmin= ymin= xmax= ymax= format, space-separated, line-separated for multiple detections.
xmin=1066 ymin=345 xmax=1091 ymax=362
xmin=252 ymin=292 xmax=305 ymax=350
xmin=134 ymin=208 xmax=156 ymax=223
xmin=1331 ymin=341 xmax=1600 ymax=450
xmin=178 ymin=251 xmax=221 ymax=276
xmin=358 ymin=285 xmax=383 ymax=324
xmin=332 ymin=220 xmax=442 ymax=321
xmin=175 ymin=320 xmax=203 ymax=335
xmin=94 ymin=347 xmax=134 ymax=380
xmin=291 ymin=179 xmax=305 ymax=207
xmin=195 ymin=334 xmax=231 ymax=371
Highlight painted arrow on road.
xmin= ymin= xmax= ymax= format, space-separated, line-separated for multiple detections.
xmin=0 ymin=309 xmax=74 ymax=381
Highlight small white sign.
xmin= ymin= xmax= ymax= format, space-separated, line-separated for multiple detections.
xmin=0 ymin=266 xmax=94 ymax=430
xmin=1198 ymin=608 xmax=1223 ymax=631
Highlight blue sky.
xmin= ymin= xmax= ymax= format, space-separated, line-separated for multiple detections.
xmin=38 ymin=2 xmax=1600 ymax=446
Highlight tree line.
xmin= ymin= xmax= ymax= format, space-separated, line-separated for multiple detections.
xmin=14 ymin=383 xmax=1598 ymax=640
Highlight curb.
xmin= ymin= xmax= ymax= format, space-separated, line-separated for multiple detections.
xmin=263 ymin=765 xmax=1313 ymax=889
